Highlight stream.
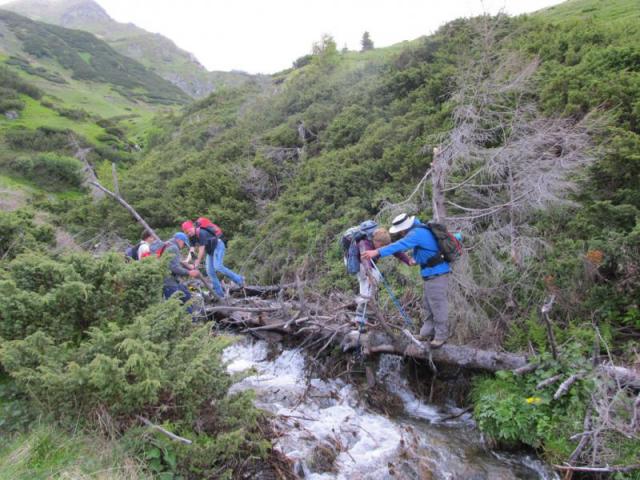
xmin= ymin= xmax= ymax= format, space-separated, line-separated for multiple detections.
xmin=223 ymin=339 xmax=559 ymax=480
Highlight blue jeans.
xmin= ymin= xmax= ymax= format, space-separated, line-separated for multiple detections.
xmin=163 ymin=284 xmax=193 ymax=314
xmin=205 ymin=240 xmax=244 ymax=297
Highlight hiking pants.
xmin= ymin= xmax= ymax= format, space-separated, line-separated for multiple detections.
xmin=420 ymin=274 xmax=449 ymax=341
xmin=355 ymin=263 xmax=381 ymax=321
xmin=163 ymin=284 xmax=193 ymax=314
xmin=205 ymin=239 xmax=244 ymax=297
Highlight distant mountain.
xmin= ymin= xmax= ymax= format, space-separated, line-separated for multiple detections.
xmin=3 ymin=0 xmax=254 ymax=97
xmin=0 ymin=9 xmax=190 ymax=105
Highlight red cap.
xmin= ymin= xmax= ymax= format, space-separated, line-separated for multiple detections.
xmin=181 ymin=221 xmax=194 ymax=234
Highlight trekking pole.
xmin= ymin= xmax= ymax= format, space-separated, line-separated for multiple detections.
xmin=371 ymin=261 xmax=429 ymax=352
xmin=371 ymin=261 xmax=413 ymax=328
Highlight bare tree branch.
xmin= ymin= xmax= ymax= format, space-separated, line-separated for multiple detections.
xmin=89 ymin=177 xmax=160 ymax=242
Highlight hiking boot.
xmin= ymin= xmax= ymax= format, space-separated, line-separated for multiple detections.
xmin=415 ymin=333 xmax=434 ymax=342
xmin=430 ymin=339 xmax=447 ymax=349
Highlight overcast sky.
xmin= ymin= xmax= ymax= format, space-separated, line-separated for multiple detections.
xmin=2 ymin=0 xmax=567 ymax=73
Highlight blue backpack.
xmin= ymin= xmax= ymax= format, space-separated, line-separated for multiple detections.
xmin=341 ymin=220 xmax=378 ymax=275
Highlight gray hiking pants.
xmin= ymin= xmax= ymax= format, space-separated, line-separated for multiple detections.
xmin=419 ymin=274 xmax=449 ymax=341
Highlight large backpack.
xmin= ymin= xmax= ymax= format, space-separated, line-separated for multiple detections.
xmin=124 ymin=242 xmax=143 ymax=261
xmin=155 ymin=241 xmax=170 ymax=258
xmin=195 ymin=217 xmax=223 ymax=237
xmin=340 ymin=220 xmax=378 ymax=275
xmin=414 ymin=222 xmax=462 ymax=267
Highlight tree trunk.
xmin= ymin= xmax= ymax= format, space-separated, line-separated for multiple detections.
xmin=431 ymin=147 xmax=448 ymax=221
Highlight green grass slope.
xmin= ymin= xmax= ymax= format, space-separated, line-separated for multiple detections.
xmin=539 ymin=0 xmax=640 ymax=23
xmin=0 ymin=9 xmax=187 ymax=193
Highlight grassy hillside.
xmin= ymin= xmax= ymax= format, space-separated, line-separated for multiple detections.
xmin=0 ymin=9 xmax=189 ymax=105
xmin=4 ymin=0 xmax=256 ymax=98
xmin=0 ymin=9 xmax=189 ymax=199
xmin=539 ymin=0 xmax=640 ymax=22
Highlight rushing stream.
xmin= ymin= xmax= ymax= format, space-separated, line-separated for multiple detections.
xmin=223 ymin=339 xmax=559 ymax=480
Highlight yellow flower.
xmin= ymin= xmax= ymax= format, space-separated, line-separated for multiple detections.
xmin=526 ymin=397 xmax=542 ymax=405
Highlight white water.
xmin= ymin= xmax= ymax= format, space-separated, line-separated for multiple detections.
xmin=223 ymin=339 xmax=559 ymax=480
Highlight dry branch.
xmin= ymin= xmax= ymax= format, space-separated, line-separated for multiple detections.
xmin=553 ymin=464 xmax=640 ymax=473
xmin=137 ymin=415 xmax=192 ymax=445
xmin=554 ymin=374 xmax=584 ymax=400
xmin=89 ymin=179 xmax=160 ymax=242
xmin=536 ymin=373 xmax=563 ymax=390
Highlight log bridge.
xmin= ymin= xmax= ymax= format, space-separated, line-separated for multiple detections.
xmin=207 ymin=286 xmax=640 ymax=389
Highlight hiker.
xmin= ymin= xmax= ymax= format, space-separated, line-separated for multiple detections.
xmin=137 ymin=230 xmax=156 ymax=259
xmin=362 ymin=213 xmax=451 ymax=348
xmin=356 ymin=226 xmax=414 ymax=320
xmin=181 ymin=219 xmax=244 ymax=298
xmin=343 ymin=220 xmax=414 ymax=323
xmin=162 ymin=232 xmax=199 ymax=313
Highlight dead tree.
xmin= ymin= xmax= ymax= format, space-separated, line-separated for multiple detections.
xmin=89 ymin=164 xmax=160 ymax=242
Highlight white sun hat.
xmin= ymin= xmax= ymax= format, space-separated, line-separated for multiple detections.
xmin=389 ymin=213 xmax=415 ymax=234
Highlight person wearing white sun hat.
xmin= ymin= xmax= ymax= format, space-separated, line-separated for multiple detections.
xmin=362 ymin=213 xmax=451 ymax=348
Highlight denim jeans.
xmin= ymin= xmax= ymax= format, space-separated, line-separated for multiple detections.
xmin=205 ymin=239 xmax=244 ymax=297
xmin=163 ymin=284 xmax=193 ymax=314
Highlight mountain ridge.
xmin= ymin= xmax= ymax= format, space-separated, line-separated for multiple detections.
xmin=3 ymin=0 xmax=256 ymax=97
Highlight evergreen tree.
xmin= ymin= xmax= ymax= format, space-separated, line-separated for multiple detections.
xmin=360 ymin=31 xmax=374 ymax=51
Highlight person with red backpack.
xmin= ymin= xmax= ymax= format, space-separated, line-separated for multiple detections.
xmin=181 ymin=218 xmax=244 ymax=298
xmin=362 ymin=213 xmax=459 ymax=348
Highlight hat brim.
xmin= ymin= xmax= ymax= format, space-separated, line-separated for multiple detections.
xmin=389 ymin=215 xmax=415 ymax=234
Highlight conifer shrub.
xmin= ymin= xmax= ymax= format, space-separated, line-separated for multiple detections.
xmin=0 ymin=210 xmax=55 ymax=261
xmin=0 ymin=299 xmax=271 ymax=478
xmin=0 ymin=98 xmax=25 ymax=113
xmin=0 ymin=252 xmax=165 ymax=341
xmin=5 ymin=153 xmax=83 ymax=190
xmin=0 ymin=213 xmax=272 ymax=477
xmin=4 ymin=126 xmax=74 ymax=152
xmin=0 ymin=64 xmax=42 ymax=100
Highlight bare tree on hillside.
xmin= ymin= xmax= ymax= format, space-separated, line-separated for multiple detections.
xmin=379 ymin=16 xmax=599 ymax=344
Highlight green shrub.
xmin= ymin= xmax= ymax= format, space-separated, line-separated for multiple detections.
xmin=0 ymin=210 xmax=55 ymax=261
xmin=4 ymin=126 xmax=74 ymax=152
xmin=324 ymin=105 xmax=371 ymax=149
xmin=0 ymin=301 xmax=270 ymax=478
xmin=472 ymin=367 xmax=589 ymax=462
xmin=0 ymin=252 xmax=165 ymax=341
xmin=0 ymin=64 xmax=42 ymax=100
xmin=0 ymin=98 xmax=25 ymax=113
xmin=6 ymin=153 xmax=83 ymax=190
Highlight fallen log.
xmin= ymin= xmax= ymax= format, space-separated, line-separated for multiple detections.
xmin=599 ymin=364 xmax=640 ymax=389
xmin=340 ymin=330 xmax=529 ymax=372
xmin=89 ymin=178 xmax=160 ymax=242
xmin=229 ymin=282 xmax=305 ymax=295
xmin=212 ymin=295 xmax=640 ymax=380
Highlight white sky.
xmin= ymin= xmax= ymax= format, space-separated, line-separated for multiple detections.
xmin=1 ymin=0 xmax=567 ymax=73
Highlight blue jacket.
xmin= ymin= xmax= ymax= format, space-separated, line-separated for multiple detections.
xmin=378 ymin=219 xmax=450 ymax=279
